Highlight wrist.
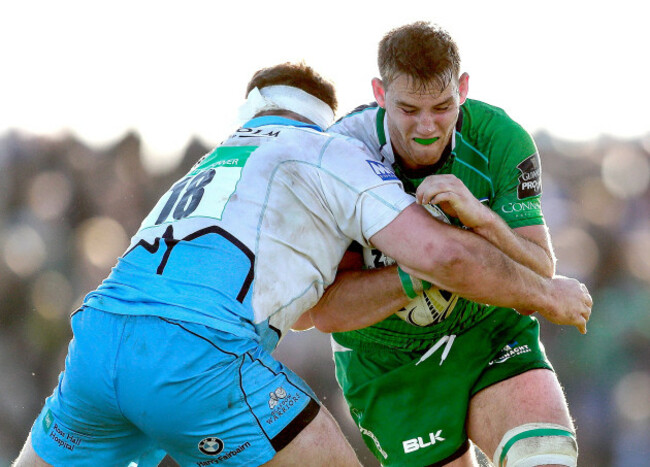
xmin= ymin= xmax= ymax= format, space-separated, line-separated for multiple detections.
xmin=534 ymin=276 xmax=556 ymax=315
xmin=471 ymin=207 xmax=498 ymax=231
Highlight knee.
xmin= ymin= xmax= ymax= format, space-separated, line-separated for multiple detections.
xmin=492 ymin=422 xmax=578 ymax=467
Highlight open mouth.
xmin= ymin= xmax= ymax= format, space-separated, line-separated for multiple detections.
xmin=413 ymin=137 xmax=439 ymax=145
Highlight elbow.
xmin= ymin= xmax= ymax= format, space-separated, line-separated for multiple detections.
xmin=543 ymin=262 xmax=555 ymax=279
xmin=314 ymin=321 xmax=338 ymax=334
xmin=531 ymin=247 xmax=555 ymax=278
xmin=309 ymin=305 xmax=341 ymax=334
xmin=547 ymin=251 xmax=557 ymax=278
xmin=311 ymin=315 xmax=340 ymax=334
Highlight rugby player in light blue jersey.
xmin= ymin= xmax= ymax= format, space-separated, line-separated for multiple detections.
xmin=15 ymin=62 xmax=591 ymax=467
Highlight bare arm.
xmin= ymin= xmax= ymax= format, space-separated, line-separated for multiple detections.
xmin=373 ymin=204 xmax=590 ymax=332
xmin=475 ymin=218 xmax=554 ymax=276
xmin=370 ymin=205 xmax=544 ymax=305
xmin=416 ymin=174 xmax=555 ymax=277
xmin=293 ymin=251 xmax=409 ymax=331
xmin=303 ymin=196 xmax=590 ymax=335
xmin=306 ymin=203 xmax=590 ymax=334
xmin=296 ymin=252 xmax=410 ymax=333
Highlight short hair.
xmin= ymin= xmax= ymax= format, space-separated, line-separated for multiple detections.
xmin=378 ymin=21 xmax=461 ymax=92
xmin=245 ymin=62 xmax=338 ymax=113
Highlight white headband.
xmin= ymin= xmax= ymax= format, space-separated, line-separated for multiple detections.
xmin=237 ymin=85 xmax=334 ymax=129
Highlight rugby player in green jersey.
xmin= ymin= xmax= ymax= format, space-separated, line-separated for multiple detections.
xmin=301 ymin=22 xmax=587 ymax=467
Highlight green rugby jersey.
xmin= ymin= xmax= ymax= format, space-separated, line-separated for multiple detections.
xmin=328 ymin=99 xmax=545 ymax=350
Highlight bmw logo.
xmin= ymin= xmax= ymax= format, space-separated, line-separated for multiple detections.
xmin=198 ymin=437 xmax=224 ymax=456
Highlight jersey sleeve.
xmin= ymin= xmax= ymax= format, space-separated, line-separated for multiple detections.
xmin=489 ymin=123 xmax=545 ymax=229
xmin=318 ymin=136 xmax=415 ymax=247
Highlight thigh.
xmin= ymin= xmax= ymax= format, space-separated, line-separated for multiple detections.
xmin=117 ymin=318 xmax=325 ymax=466
xmin=28 ymin=309 xmax=163 ymax=467
xmin=333 ymin=337 xmax=478 ymax=466
xmin=468 ymin=371 xmax=572 ymax=459
xmin=466 ymin=311 xmax=566 ymax=458
xmin=470 ymin=311 xmax=553 ymax=397
xmin=262 ymin=405 xmax=360 ymax=466
xmin=332 ymin=309 xmax=545 ymax=466
xmin=467 ymin=311 xmax=569 ymax=457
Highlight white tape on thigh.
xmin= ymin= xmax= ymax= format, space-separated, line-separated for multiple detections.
xmin=493 ymin=423 xmax=577 ymax=467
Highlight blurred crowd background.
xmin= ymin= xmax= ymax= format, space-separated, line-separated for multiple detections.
xmin=0 ymin=126 xmax=649 ymax=466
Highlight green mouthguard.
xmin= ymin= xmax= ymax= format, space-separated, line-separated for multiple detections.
xmin=414 ymin=137 xmax=439 ymax=145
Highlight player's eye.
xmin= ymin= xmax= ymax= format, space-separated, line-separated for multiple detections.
xmin=400 ymin=107 xmax=417 ymax=115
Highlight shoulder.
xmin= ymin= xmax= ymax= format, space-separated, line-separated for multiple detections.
xmin=458 ymin=99 xmax=536 ymax=156
xmin=322 ymin=130 xmax=377 ymax=162
xmin=333 ymin=102 xmax=382 ymax=125
xmin=327 ymin=103 xmax=385 ymax=151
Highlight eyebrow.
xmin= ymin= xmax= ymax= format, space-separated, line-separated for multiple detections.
xmin=395 ymin=99 xmax=418 ymax=109
xmin=395 ymin=96 xmax=455 ymax=109
xmin=433 ymin=97 xmax=454 ymax=107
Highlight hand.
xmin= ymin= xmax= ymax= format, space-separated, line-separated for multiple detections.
xmin=415 ymin=174 xmax=494 ymax=229
xmin=542 ymin=275 xmax=593 ymax=334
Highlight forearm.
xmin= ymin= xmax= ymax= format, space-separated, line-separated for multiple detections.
xmin=308 ymin=265 xmax=410 ymax=333
xmin=396 ymin=227 xmax=555 ymax=314
xmin=414 ymin=175 xmax=555 ymax=277
xmin=472 ymin=212 xmax=555 ymax=277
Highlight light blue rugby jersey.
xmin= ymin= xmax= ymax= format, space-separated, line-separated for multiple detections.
xmin=82 ymin=117 xmax=414 ymax=350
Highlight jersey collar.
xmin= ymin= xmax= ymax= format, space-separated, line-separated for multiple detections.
xmin=243 ymin=116 xmax=324 ymax=132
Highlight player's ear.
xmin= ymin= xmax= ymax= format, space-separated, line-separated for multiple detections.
xmin=458 ymin=72 xmax=469 ymax=105
xmin=372 ymin=78 xmax=387 ymax=108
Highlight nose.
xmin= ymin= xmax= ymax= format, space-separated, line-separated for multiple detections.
xmin=417 ymin=112 xmax=436 ymax=134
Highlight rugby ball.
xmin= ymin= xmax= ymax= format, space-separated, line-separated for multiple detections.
xmin=422 ymin=202 xmax=451 ymax=224
xmin=395 ymin=287 xmax=459 ymax=327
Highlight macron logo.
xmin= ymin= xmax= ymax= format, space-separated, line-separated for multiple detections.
xmin=366 ymin=160 xmax=398 ymax=181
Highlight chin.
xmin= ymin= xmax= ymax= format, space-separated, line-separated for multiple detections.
xmin=409 ymin=146 xmax=442 ymax=166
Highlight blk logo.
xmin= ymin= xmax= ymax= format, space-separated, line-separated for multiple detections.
xmin=403 ymin=430 xmax=445 ymax=453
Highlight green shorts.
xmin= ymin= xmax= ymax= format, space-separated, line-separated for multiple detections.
xmin=332 ymin=309 xmax=553 ymax=466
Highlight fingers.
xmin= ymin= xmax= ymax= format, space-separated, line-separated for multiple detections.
xmin=430 ymin=192 xmax=456 ymax=209
xmin=581 ymin=283 xmax=593 ymax=308
xmin=415 ymin=174 xmax=465 ymax=204
xmin=548 ymin=277 xmax=592 ymax=334
xmin=576 ymin=282 xmax=592 ymax=334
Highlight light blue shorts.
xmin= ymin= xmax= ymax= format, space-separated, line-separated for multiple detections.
xmin=30 ymin=308 xmax=320 ymax=466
